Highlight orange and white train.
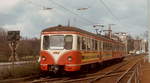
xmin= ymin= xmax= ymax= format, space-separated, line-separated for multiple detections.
xmin=39 ymin=25 xmax=126 ymax=73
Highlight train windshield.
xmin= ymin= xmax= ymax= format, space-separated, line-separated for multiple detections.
xmin=43 ymin=35 xmax=73 ymax=50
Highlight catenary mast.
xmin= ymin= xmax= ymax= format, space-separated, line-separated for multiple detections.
xmin=147 ymin=0 xmax=150 ymax=62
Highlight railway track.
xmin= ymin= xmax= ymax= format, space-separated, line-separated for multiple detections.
xmin=61 ymin=56 xmax=138 ymax=83
xmin=116 ymin=60 xmax=141 ymax=83
xmin=1 ymin=54 xmax=143 ymax=83
xmin=26 ymin=55 xmax=145 ymax=83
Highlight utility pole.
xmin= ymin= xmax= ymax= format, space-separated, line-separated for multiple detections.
xmin=102 ymin=24 xmax=115 ymax=38
xmin=147 ymin=0 xmax=150 ymax=62
xmin=108 ymin=24 xmax=115 ymax=38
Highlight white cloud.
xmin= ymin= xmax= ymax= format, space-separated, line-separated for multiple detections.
xmin=3 ymin=22 xmax=39 ymax=37
xmin=38 ymin=10 xmax=54 ymax=23
xmin=3 ymin=23 xmax=23 ymax=31
xmin=0 ymin=0 xmax=148 ymax=38
xmin=0 ymin=0 xmax=21 ymax=13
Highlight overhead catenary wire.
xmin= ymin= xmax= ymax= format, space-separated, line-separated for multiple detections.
xmin=24 ymin=0 xmax=47 ymax=9
xmin=47 ymin=0 xmax=97 ymax=25
xmin=24 ymin=0 xmax=97 ymax=27
xmin=99 ymin=0 xmax=120 ymax=22
xmin=97 ymin=0 xmax=124 ymax=27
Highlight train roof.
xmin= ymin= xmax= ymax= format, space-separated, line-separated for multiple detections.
xmin=42 ymin=25 xmax=93 ymax=35
xmin=42 ymin=25 xmax=105 ymax=39
xmin=42 ymin=25 xmax=124 ymax=45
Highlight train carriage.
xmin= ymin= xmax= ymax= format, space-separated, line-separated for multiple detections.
xmin=40 ymin=25 xmax=126 ymax=73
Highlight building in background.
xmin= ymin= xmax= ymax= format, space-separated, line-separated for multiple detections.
xmin=127 ymin=38 xmax=148 ymax=54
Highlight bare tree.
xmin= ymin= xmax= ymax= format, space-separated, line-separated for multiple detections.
xmin=17 ymin=37 xmax=40 ymax=61
xmin=0 ymin=27 xmax=40 ymax=62
xmin=0 ymin=27 xmax=11 ymax=62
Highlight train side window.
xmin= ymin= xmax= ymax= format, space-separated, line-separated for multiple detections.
xmin=90 ymin=39 xmax=92 ymax=50
xmin=113 ymin=44 xmax=115 ymax=51
xmin=103 ymin=42 xmax=105 ymax=51
xmin=120 ymin=46 xmax=122 ymax=51
xmin=103 ymin=42 xmax=106 ymax=51
xmin=116 ymin=45 xmax=118 ymax=51
xmin=114 ymin=44 xmax=116 ymax=51
xmin=106 ymin=42 xmax=108 ymax=51
xmin=115 ymin=44 xmax=116 ymax=51
xmin=98 ymin=41 xmax=100 ymax=51
xmin=100 ymin=41 xmax=102 ymax=51
xmin=95 ymin=40 xmax=97 ymax=51
xmin=64 ymin=35 xmax=73 ymax=50
xmin=90 ymin=38 xmax=92 ymax=50
xmin=112 ymin=44 xmax=113 ymax=50
xmin=77 ymin=36 xmax=81 ymax=50
xmin=101 ymin=41 xmax=103 ymax=51
xmin=121 ymin=46 xmax=123 ymax=51
xmin=82 ymin=37 xmax=86 ymax=50
xmin=112 ymin=44 xmax=114 ymax=51
xmin=43 ymin=36 xmax=50 ymax=50
xmin=87 ymin=38 xmax=91 ymax=50
xmin=119 ymin=46 xmax=121 ymax=51
xmin=110 ymin=43 xmax=112 ymax=51
xmin=92 ymin=39 xmax=95 ymax=51
xmin=86 ymin=37 xmax=88 ymax=51
xmin=107 ymin=42 xmax=109 ymax=51
xmin=105 ymin=42 xmax=107 ymax=51
xmin=117 ymin=45 xmax=119 ymax=51
xmin=115 ymin=45 xmax=118 ymax=51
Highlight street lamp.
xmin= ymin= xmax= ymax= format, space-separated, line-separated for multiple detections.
xmin=42 ymin=7 xmax=53 ymax=10
xmin=77 ymin=8 xmax=88 ymax=10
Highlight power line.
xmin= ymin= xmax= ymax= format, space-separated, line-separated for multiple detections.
xmin=24 ymin=0 xmax=97 ymax=27
xmin=97 ymin=0 xmax=123 ymax=25
xmin=47 ymin=0 xmax=96 ymax=25
xmin=24 ymin=0 xmax=46 ymax=9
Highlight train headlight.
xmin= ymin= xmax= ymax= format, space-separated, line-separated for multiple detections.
xmin=67 ymin=56 xmax=72 ymax=61
xmin=41 ymin=56 xmax=46 ymax=61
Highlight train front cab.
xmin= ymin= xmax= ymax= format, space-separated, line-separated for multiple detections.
xmin=40 ymin=34 xmax=82 ymax=72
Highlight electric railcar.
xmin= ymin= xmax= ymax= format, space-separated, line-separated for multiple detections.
xmin=40 ymin=25 xmax=126 ymax=73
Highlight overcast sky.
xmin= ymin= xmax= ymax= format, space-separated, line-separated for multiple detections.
xmin=0 ymin=0 xmax=148 ymax=38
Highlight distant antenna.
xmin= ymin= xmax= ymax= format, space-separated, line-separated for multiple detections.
xmin=68 ymin=19 xmax=70 ymax=27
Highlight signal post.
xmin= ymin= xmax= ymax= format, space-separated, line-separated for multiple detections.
xmin=7 ymin=31 xmax=20 ymax=73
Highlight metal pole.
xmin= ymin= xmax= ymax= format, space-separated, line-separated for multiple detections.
xmin=147 ymin=0 xmax=150 ymax=63
xmin=10 ymin=41 xmax=15 ymax=74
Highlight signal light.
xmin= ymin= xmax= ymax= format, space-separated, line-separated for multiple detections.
xmin=7 ymin=31 xmax=20 ymax=41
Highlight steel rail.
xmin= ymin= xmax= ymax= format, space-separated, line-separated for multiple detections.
xmin=61 ymin=56 xmax=137 ymax=83
xmin=116 ymin=59 xmax=142 ymax=83
xmin=60 ymin=61 xmax=129 ymax=83
xmin=89 ymin=61 xmax=129 ymax=83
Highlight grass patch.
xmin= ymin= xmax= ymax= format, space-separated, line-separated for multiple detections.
xmin=0 ymin=62 xmax=40 ymax=80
